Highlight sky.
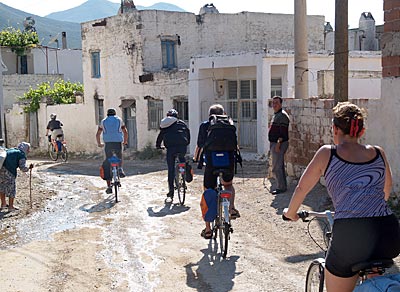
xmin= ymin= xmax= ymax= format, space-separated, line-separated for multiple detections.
xmin=0 ymin=0 xmax=384 ymax=29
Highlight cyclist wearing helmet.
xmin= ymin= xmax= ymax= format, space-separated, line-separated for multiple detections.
xmin=46 ymin=113 xmax=64 ymax=142
xmin=96 ymin=108 xmax=128 ymax=194
xmin=156 ymin=109 xmax=190 ymax=199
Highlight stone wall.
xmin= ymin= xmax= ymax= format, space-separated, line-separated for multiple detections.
xmin=275 ymin=98 xmax=383 ymax=180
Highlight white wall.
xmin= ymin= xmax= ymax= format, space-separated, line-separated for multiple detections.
xmin=189 ymin=51 xmax=383 ymax=155
xmin=32 ymin=48 xmax=83 ymax=83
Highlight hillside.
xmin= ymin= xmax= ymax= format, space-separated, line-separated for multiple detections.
xmin=46 ymin=0 xmax=186 ymax=23
xmin=0 ymin=3 xmax=81 ymax=49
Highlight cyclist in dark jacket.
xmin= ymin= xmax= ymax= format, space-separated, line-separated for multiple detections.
xmin=156 ymin=109 xmax=190 ymax=198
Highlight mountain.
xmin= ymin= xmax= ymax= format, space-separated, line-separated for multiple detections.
xmin=45 ymin=0 xmax=186 ymax=23
xmin=0 ymin=3 xmax=81 ymax=49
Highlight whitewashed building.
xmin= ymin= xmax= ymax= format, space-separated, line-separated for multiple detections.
xmin=188 ymin=50 xmax=382 ymax=154
xmin=81 ymin=6 xmax=325 ymax=152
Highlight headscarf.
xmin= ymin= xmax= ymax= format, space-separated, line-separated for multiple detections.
xmin=17 ymin=142 xmax=31 ymax=155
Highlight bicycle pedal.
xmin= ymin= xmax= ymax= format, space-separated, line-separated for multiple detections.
xmin=230 ymin=228 xmax=233 ymax=233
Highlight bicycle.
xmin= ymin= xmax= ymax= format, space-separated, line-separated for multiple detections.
xmin=174 ymin=154 xmax=187 ymax=205
xmin=212 ymin=169 xmax=233 ymax=259
xmin=48 ymin=135 xmax=68 ymax=162
xmin=108 ymin=152 xmax=121 ymax=203
xmin=283 ymin=210 xmax=394 ymax=292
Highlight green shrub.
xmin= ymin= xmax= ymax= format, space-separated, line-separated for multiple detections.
xmin=0 ymin=27 xmax=39 ymax=54
xmin=19 ymin=79 xmax=84 ymax=113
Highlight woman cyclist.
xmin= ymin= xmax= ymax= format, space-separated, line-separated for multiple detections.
xmin=283 ymin=102 xmax=400 ymax=292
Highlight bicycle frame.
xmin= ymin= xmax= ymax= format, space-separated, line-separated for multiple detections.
xmin=108 ymin=154 xmax=121 ymax=202
xmin=213 ymin=172 xmax=233 ymax=258
xmin=293 ymin=210 xmax=394 ymax=291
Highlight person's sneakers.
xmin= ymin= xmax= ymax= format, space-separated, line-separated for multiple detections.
xmin=106 ymin=187 xmax=113 ymax=194
xmin=118 ymin=168 xmax=126 ymax=178
xmin=271 ymin=189 xmax=286 ymax=195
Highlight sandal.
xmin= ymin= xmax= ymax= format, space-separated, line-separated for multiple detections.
xmin=7 ymin=207 xmax=19 ymax=212
xmin=201 ymin=228 xmax=213 ymax=239
xmin=230 ymin=208 xmax=241 ymax=220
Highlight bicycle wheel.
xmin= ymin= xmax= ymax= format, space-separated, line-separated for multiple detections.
xmin=218 ymin=198 xmax=227 ymax=257
xmin=305 ymin=261 xmax=325 ymax=292
xmin=60 ymin=145 xmax=68 ymax=162
xmin=177 ymin=173 xmax=186 ymax=205
xmin=48 ymin=143 xmax=58 ymax=161
xmin=114 ymin=180 xmax=119 ymax=203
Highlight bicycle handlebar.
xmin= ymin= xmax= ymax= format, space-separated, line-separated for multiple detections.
xmin=282 ymin=209 xmax=335 ymax=222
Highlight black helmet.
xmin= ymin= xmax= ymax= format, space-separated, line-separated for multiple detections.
xmin=50 ymin=113 xmax=57 ymax=119
xmin=107 ymin=108 xmax=116 ymax=116
xmin=166 ymin=109 xmax=178 ymax=118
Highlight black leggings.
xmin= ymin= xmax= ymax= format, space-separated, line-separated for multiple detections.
xmin=325 ymin=214 xmax=400 ymax=277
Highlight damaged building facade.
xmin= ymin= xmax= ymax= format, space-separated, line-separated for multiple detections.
xmin=81 ymin=5 xmax=325 ymax=152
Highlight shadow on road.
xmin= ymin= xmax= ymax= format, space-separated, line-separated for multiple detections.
xmin=79 ymin=195 xmax=116 ymax=213
xmin=147 ymin=201 xmax=190 ymax=217
xmin=184 ymin=240 xmax=241 ymax=291
xmin=34 ymin=158 xmax=167 ymax=177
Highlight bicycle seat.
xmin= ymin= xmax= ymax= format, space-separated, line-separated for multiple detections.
xmin=212 ymin=168 xmax=231 ymax=176
xmin=351 ymin=259 xmax=394 ymax=273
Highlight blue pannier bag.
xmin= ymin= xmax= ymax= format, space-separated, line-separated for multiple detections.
xmin=353 ymin=273 xmax=400 ymax=292
xmin=200 ymin=188 xmax=218 ymax=222
xmin=211 ymin=151 xmax=230 ymax=167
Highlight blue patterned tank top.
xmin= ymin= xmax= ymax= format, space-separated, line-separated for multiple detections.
xmin=324 ymin=146 xmax=392 ymax=219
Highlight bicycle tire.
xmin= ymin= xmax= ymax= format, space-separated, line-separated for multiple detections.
xmin=60 ymin=145 xmax=68 ymax=162
xmin=177 ymin=173 xmax=186 ymax=205
xmin=48 ymin=143 xmax=58 ymax=161
xmin=114 ymin=180 xmax=118 ymax=203
xmin=305 ymin=261 xmax=325 ymax=292
xmin=218 ymin=197 xmax=227 ymax=257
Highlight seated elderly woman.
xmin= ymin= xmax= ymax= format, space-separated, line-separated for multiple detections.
xmin=0 ymin=142 xmax=33 ymax=212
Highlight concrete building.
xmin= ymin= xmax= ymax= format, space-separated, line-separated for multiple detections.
xmin=81 ymin=6 xmax=325 ymax=152
xmin=1 ymin=46 xmax=82 ymax=110
xmin=325 ymin=12 xmax=383 ymax=51
xmin=189 ymin=50 xmax=382 ymax=155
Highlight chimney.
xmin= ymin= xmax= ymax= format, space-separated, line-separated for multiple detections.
xmin=61 ymin=32 xmax=67 ymax=49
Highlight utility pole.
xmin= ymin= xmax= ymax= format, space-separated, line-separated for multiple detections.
xmin=334 ymin=0 xmax=348 ymax=104
xmin=294 ymin=0 xmax=309 ymax=99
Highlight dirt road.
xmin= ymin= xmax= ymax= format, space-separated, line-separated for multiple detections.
xmin=0 ymin=157 xmax=399 ymax=292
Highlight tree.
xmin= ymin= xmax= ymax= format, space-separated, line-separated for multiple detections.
xmin=0 ymin=27 xmax=39 ymax=55
xmin=20 ymin=79 xmax=84 ymax=113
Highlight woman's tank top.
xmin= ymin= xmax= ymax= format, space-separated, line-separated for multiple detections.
xmin=324 ymin=146 xmax=392 ymax=219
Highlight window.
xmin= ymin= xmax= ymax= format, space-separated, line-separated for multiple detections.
xmin=161 ymin=40 xmax=177 ymax=69
xmin=148 ymin=99 xmax=163 ymax=130
xmin=91 ymin=51 xmax=101 ymax=78
xmin=173 ymin=99 xmax=189 ymax=122
xmin=271 ymin=78 xmax=282 ymax=97
xmin=95 ymin=98 xmax=104 ymax=125
xmin=227 ymin=79 xmax=257 ymax=120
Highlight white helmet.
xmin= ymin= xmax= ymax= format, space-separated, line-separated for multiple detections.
xmin=50 ymin=113 xmax=56 ymax=119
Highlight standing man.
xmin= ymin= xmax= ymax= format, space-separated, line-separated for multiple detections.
xmin=96 ymin=108 xmax=128 ymax=194
xmin=268 ymin=96 xmax=290 ymax=194
xmin=156 ymin=109 xmax=190 ymax=199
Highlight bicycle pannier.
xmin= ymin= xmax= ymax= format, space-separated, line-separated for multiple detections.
xmin=185 ymin=161 xmax=193 ymax=183
xmin=99 ymin=159 xmax=112 ymax=181
xmin=200 ymin=188 xmax=218 ymax=222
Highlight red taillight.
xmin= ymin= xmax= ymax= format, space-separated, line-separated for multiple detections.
xmin=111 ymin=163 xmax=119 ymax=167
xmin=178 ymin=163 xmax=186 ymax=168
xmin=220 ymin=191 xmax=231 ymax=199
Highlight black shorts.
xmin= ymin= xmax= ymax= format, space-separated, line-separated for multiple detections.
xmin=325 ymin=214 xmax=400 ymax=278
xmin=105 ymin=142 xmax=122 ymax=159
xmin=203 ymin=164 xmax=234 ymax=189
